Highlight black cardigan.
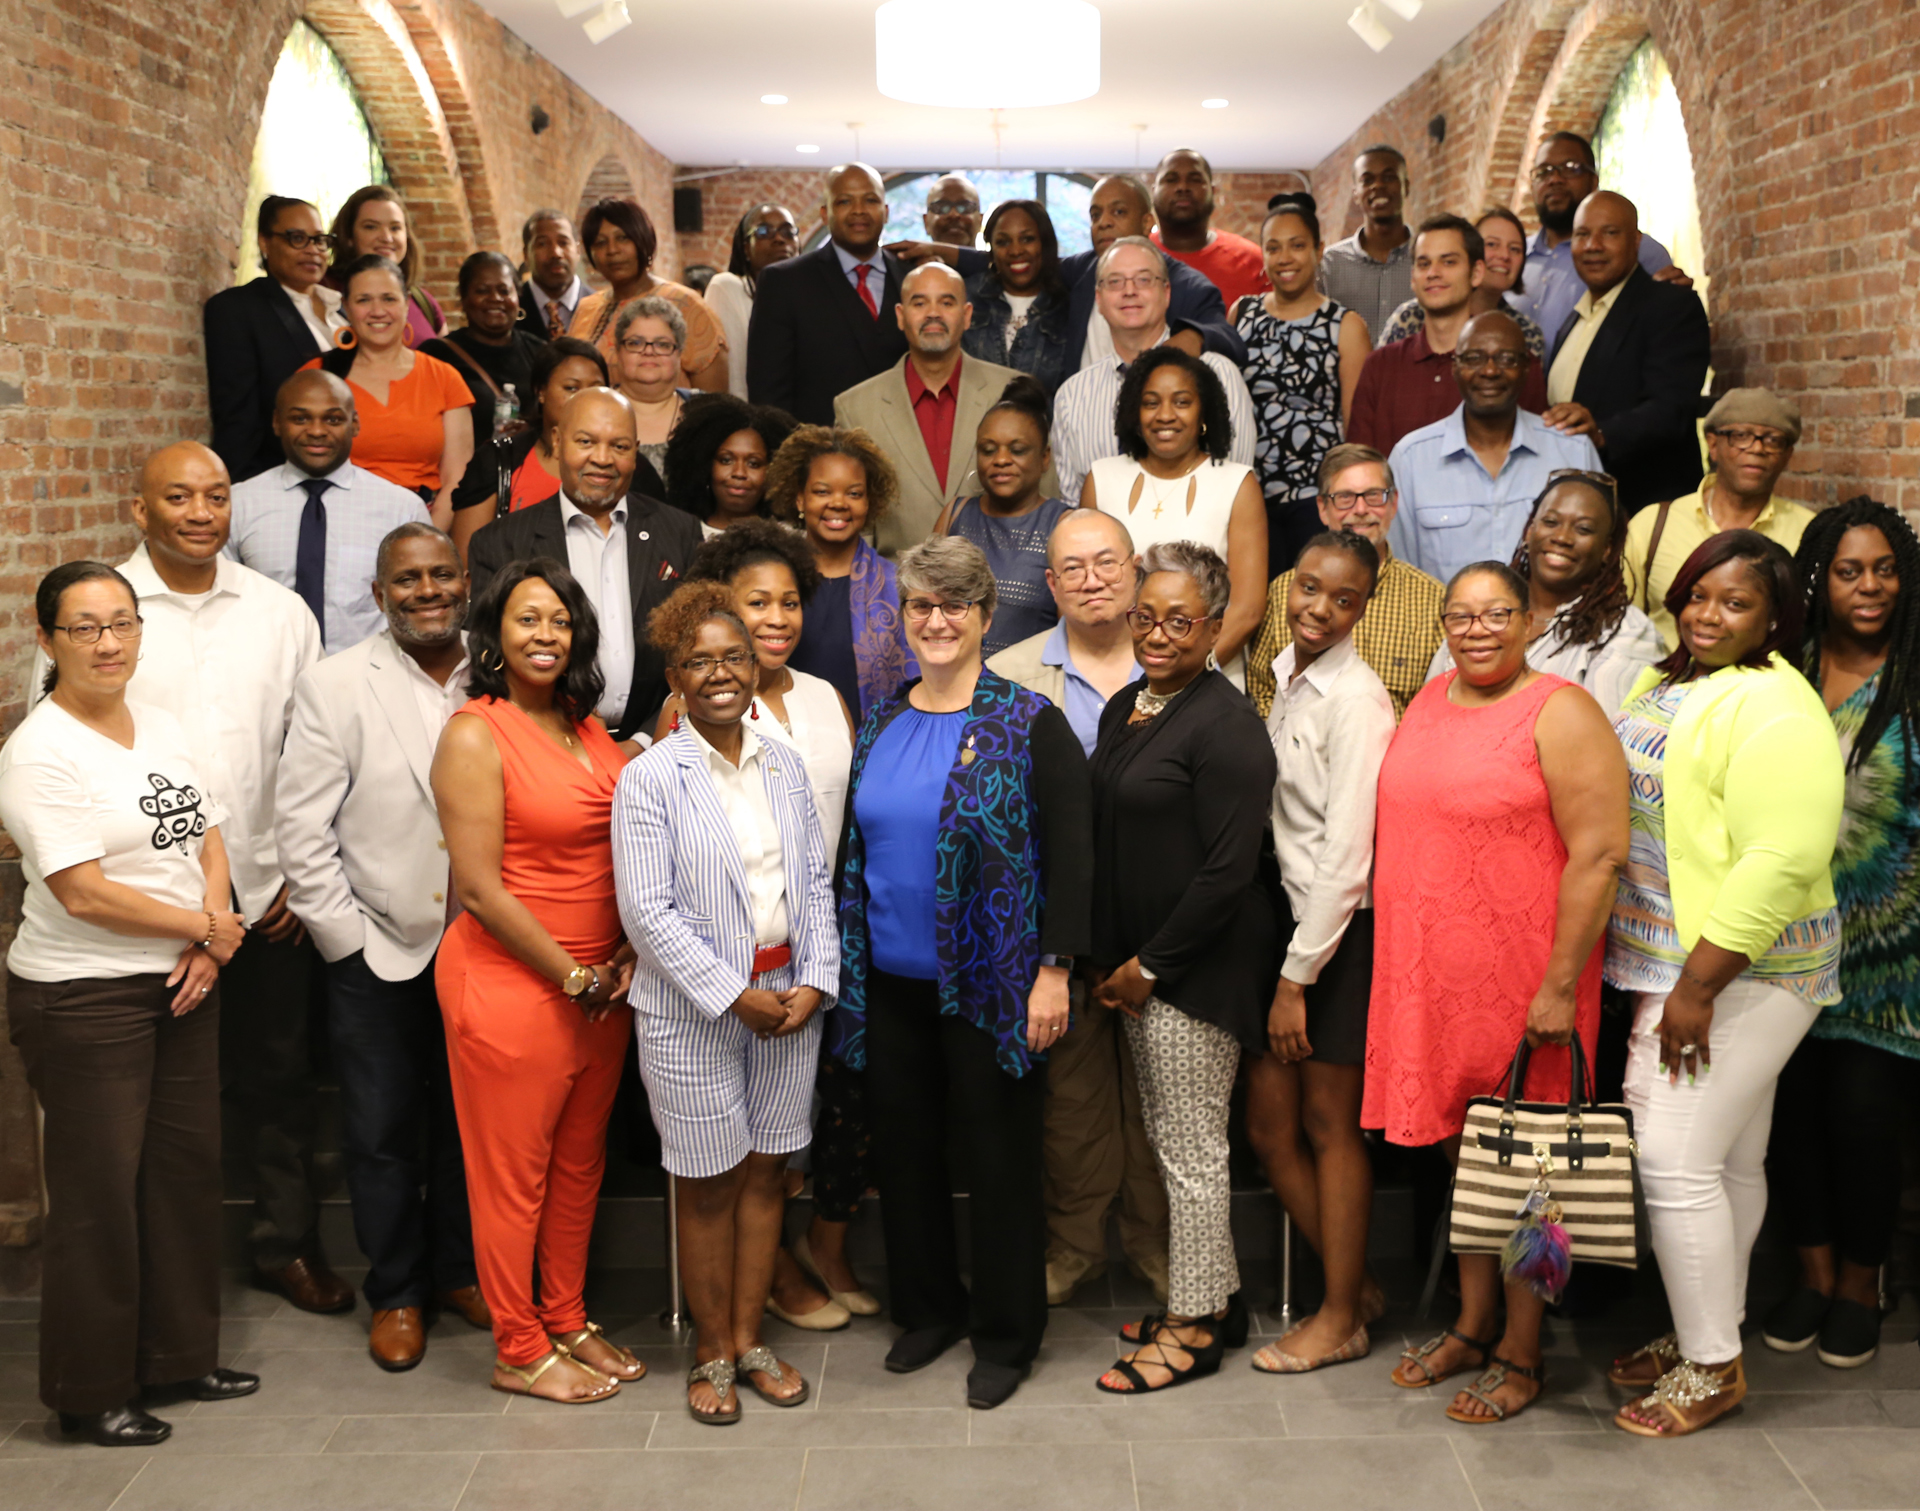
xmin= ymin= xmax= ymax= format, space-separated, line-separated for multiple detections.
xmin=1090 ymin=670 xmax=1278 ymax=1050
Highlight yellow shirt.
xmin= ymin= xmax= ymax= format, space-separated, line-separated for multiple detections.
xmin=1247 ymin=553 xmax=1445 ymax=721
xmin=1622 ymin=477 xmax=1817 ymax=650
xmin=1546 ymin=279 xmax=1626 ymax=406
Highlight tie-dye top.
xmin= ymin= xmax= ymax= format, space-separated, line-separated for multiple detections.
xmin=1605 ymin=678 xmax=1841 ymax=1003
xmin=1814 ymin=672 xmax=1920 ymax=1057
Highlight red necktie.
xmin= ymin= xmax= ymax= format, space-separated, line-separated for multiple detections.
xmin=855 ymin=263 xmax=878 ymax=319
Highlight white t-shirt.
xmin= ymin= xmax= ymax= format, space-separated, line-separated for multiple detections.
xmin=0 ymin=698 xmax=227 ymax=982
xmin=1003 ymin=292 xmax=1040 ymax=359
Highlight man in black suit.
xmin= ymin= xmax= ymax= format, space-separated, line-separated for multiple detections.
xmin=203 ymin=196 xmax=340 ymax=482
xmin=747 ymin=162 xmax=908 ymax=424
xmin=466 ymin=388 xmax=700 ymax=745
xmin=517 ymin=209 xmax=587 ymax=339
xmin=1542 ymin=191 xmax=1711 ymax=514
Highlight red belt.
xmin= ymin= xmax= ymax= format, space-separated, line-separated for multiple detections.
xmin=752 ymin=942 xmax=792 ymax=974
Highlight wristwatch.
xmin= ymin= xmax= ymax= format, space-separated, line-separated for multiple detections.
xmin=1040 ymin=953 xmax=1075 ymax=971
xmin=561 ymin=964 xmax=597 ymax=999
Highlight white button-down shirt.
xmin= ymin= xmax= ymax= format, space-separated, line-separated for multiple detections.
xmin=1266 ymin=634 xmax=1396 ymax=985
xmin=559 ymin=492 xmax=633 ymax=727
xmin=689 ymin=722 xmax=790 ymax=947
xmin=1050 ymin=328 xmax=1257 ymax=504
xmin=400 ymin=636 xmax=472 ymax=749
xmin=226 ymin=461 xmax=431 ymax=656
xmin=276 ymin=279 xmax=345 ymax=352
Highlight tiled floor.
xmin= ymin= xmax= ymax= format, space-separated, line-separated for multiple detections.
xmin=3 ymin=1266 xmax=1918 ymax=1511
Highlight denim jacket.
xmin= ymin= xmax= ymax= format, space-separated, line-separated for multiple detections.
xmin=962 ymin=274 xmax=1074 ymax=401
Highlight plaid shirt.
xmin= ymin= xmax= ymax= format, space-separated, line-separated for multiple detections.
xmin=1247 ymin=553 xmax=1445 ymax=721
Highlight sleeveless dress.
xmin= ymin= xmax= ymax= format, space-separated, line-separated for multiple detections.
xmin=945 ymin=494 xmax=1073 ymax=657
xmin=1362 ymin=671 xmax=1602 ymax=1145
xmin=1233 ymin=296 xmax=1347 ymax=576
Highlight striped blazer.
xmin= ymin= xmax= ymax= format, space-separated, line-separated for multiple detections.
xmin=612 ymin=726 xmax=839 ymax=1020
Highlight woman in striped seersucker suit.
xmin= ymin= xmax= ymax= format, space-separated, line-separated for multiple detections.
xmin=611 ymin=580 xmax=839 ymax=1427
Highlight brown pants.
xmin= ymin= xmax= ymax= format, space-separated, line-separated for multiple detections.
xmin=8 ymin=972 xmax=222 ymax=1413
xmin=1043 ymin=996 xmax=1169 ymax=1268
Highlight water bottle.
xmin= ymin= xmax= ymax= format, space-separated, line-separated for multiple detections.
xmin=494 ymin=383 xmax=520 ymax=506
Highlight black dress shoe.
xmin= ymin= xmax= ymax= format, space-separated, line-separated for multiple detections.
xmin=965 ymin=1360 xmax=1026 ymax=1409
xmin=885 ymin=1324 xmax=966 ymax=1374
xmin=182 ymin=1367 xmax=261 ymax=1401
xmin=57 ymin=1404 xmax=171 ymax=1447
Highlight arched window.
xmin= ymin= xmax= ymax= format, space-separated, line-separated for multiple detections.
xmin=237 ymin=21 xmax=390 ymax=284
xmin=805 ymin=170 xmax=1097 ymax=256
xmin=1594 ymin=39 xmax=1705 ymax=306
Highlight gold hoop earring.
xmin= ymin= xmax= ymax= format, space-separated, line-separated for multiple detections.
xmin=480 ymin=647 xmax=505 ymax=672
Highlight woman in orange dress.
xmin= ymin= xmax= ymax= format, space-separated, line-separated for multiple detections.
xmin=569 ymin=197 xmax=728 ymax=393
xmin=431 ymin=556 xmax=645 ymax=1404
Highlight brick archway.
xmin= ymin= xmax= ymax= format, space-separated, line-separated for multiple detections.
xmin=1502 ymin=2 xmax=1656 ymax=216
xmin=576 ymin=154 xmax=638 ymax=227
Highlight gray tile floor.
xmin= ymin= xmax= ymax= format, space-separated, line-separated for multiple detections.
xmin=3 ymin=1268 xmax=1919 ymax=1511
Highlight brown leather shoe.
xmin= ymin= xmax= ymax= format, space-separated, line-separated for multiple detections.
xmin=369 ymin=1307 xmax=425 ymax=1371
xmin=256 ymin=1257 xmax=355 ymax=1315
xmin=436 ymin=1285 xmax=493 ymax=1330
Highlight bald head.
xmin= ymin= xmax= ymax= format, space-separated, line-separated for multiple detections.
xmin=924 ymin=172 xmax=983 ymax=247
xmin=1089 ymin=174 xmax=1154 ymax=255
xmin=133 ymin=442 xmax=231 ymax=576
xmin=1571 ymin=190 xmax=1642 ymax=294
xmin=824 ymin=162 xmax=887 ymax=258
xmin=273 ymin=369 xmax=359 ymax=478
xmin=1046 ymin=508 xmax=1138 ymax=628
xmin=556 ymin=387 xmax=638 ymax=515
xmin=898 ymin=260 xmax=970 ymax=356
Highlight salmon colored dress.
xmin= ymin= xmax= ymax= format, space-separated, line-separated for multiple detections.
xmin=436 ymin=696 xmax=630 ymax=1366
xmin=1362 ymin=671 xmax=1602 ymax=1146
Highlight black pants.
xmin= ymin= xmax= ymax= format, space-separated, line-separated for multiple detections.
xmin=326 ymin=950 xmax=475 ymax=1310
xmin=1766 ymin=1033 xmax=1920 ymax=1268
xmin=8 ymin=972 xmax=222 ymax=1413
xmin=812 ymin=1050 xmax=870 ymax=1223
xmin=219 ymin=927 xmax=321 ymax=1269
xmin=865 ymin=968 xmax=1047 ymax=1369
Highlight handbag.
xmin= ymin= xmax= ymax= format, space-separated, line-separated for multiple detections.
xmin=1449 ymin=1036 xmax=1649 ymax=1291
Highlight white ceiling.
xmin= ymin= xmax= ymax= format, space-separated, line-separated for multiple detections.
xmin=473 ymin=0 xmax=1508 ymax=171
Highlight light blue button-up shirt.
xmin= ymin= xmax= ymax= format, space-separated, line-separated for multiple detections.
xmin=831 ymin=239 xmax=884 ymax=302
xmin=1386 ymin=406 xmax=1603 ymax=587
xmin=1042 ymin=621 xmax=1141 ymax=758
xmin=1517 ymin=226 xmax=1671 ymax=358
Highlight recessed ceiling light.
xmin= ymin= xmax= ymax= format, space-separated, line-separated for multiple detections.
xmin=796 ymin=144 xmax=820 ymax=154
xmin=761 ymin=94 xmax=788 ymax=105
xmin=1202 ymin=98 xmax=1228 ymax=109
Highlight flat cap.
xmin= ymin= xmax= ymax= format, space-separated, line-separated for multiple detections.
xmin=1704 ymin=387 xmax=1800 ymax=445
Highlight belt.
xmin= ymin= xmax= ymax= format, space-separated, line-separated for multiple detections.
xmin=752 ymin=942 xmax=792 ymax=974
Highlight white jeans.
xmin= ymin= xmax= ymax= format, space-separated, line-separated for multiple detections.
xmin=1624 ymin=979 xmax=1819 ymax=1363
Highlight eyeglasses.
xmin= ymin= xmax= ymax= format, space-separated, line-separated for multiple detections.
xmin=1440 ymin=607 xmax=1519 ymax=635
xmin=265 ymin=230 xmax=337 ymax=251
xmin=1096 ymin=273 xmax=1167 ymax=292
xmin=679 ymin=649 xmax=754 ymax=676
xmin=749 ymin=224 xmax=797 ymax=240
xmin=1125 ymin=608 xmax=1215 ymax=640
xmin=1530 ymin=159 xmax=1595 ymax=183
xmin=927 ymin=199 xmax=980 ymax=217
xmin=52 ymin=615 xmax=143 ymax=645
xmin=903 ymin=598 xmax=975 ymax=625
xmin=1546 ymin=467 xmax=1620 ymax=503
xmin=1053 ymin=555 xmax=1129 ymax=589
xmin=1321 ymin=487 xmax=1392 ymax=513
xmin=621 ymin=337 xmax=681 ymax=355
xmin=1710 ymin=426 xmax=1792 ymax=456
xmin=1454 ymin=350 xmax=1526 ymax=372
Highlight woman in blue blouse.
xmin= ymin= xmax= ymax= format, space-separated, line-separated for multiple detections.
xmin=832 ymin=535 xmax=1092 ymax=1411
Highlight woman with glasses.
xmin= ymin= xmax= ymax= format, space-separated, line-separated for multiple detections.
xmin=570 ymin=198 xmax=728 ymax=393
xmin=1233 ymin=192 xmax=1371 ymax=576
xmin=325 ymin=185 xmax=448 ymax=348
xmin=959 ymin=200 xmax=1074 ymax=401
xmin=612 ymin=297 xmax=694 ymax=500
xmin=1370 ymin=560 xmax=1628 ymax=1424
xmin=1376 ymin=208 xmax=1546 ymax=359
xmin=1 ymin=562 xmax=255 ymax=1446
xmin=1424 ymin=470 xmax=1660 ymax=716
xmin=614 ymin=580 xmax=838 ymax=1423
xmin=1081 ymin=348 xmax=1267 ymax=688
xmin=833 ymin=536 xmax=1092 ymax=1410
xmin=706 ymin=205 xmax=801 ymax=402
xmin=1090 ymin=541 xmax=1276 ymax=1394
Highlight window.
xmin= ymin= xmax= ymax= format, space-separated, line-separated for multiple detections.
xmin=807 ymin=170 xmax=1097 ymax=256
xmin=237 ymin=22 xmax=390 ymax=284
xmin=1594 ymin=39 xmax=1706 ymax=308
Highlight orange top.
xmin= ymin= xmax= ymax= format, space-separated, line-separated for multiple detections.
xmin=299 ymin=350 xmax=473 ymax=492
xmin=508 ymin=449 xmax=560 ymax=511
xmin=570 ymin=280 xmax=728 ymax=390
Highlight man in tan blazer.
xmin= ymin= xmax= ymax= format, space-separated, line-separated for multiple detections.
xmin=835 ymin=261 xmax=1055 ymax=557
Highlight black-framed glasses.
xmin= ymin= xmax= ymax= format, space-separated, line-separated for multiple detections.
xmin=1454 ymin=350 xmax=1526 ymax=372
xmin=620 ymin=337 xmax=680 ymax=355
xmin=265 ymin=230 xmax=336 ymax=251
xmin=1547 ymin=467 xmax=1619 ymax=504
xmin=52 ymin=615 xmax=143 ymax=645
xmin=1710 ymin=426 xmax=1792 ymax=456
xmin=679 ymin=649 xmax=753 ymax=676
xmin=1440 ymin=607 xmax=1519 ymax=635
xmin=902 ymin=598 xmax=975 ymax=625
xmin=1530 ymin=159 xmax=1595 ymax=183
xmin=1125 ymin=608 xmax=1215 ymax=640
xmin=1321 ymin=487 xmax=1393 ymax=513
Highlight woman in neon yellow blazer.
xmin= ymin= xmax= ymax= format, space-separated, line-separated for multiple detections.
xmin=1601 ymin=530 xmax=1844 ymax=1439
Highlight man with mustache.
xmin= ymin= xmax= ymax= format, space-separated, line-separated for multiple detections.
xmin=275 ymin=523 xmax=489 ymax=1371
xmin=834 ymin=261 xmax=1037 ymax=557
xmin=517 ymin=209 xmax=587 ymax=339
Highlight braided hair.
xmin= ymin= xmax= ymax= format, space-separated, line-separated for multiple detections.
xmin=1795 ymin=495 xmax=1920 ymax=783
xmin=1509 ymin=476 xmax=1631 ymax=653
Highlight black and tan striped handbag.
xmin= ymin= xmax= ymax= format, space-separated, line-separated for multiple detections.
xmin=1449 ymin=1037 xmax=1649 ymax=1271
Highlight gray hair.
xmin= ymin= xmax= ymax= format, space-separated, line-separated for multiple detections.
xmin=614 ymin=295 xmax=686 ymax=351
xmin=898 ymin=534 xmax=998 ymax=623
xmin=1093 ymin=234 xmax=1170 ymax=283
xmin=375 ymin=521 xmax=460 ymax=581
xmin=1139 ymin=540 xmax=1230 ymax=618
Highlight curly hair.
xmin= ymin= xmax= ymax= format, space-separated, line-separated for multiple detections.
xmin=1653 ymin=529 xmax=1803 ymax=681
xmin=664 ymin=393 xmax=799 ymax=523
xmin=764 ymin=424 xmax=900 ymax=527
xmin=464 ymin=558 xmax=605 ymax=723
xmin=688 ymin=516 xmax=820 ymax=602
xmin=1140 ymin=540 xmax=1230 ymax=618
xmin=1797 ymin=496 xmax=1920 ymax=784
xmin=1113 ymin=348 xmax=1234 ymax=465
xmin=614 ymin=295 xmax=685 ymax=352
xmin=579 ymin=198 xmax=658 ymax=278
xmin=646 ymin=579 xmax=749 ymax=663
xmin=1509 ymin=475 xmax=1631 ymax=653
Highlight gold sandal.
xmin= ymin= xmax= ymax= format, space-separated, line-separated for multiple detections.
xmin=550 ymin=1321 xmax=646 ymax=1380
xmin=1614 ymin=1357 xmax=1746 ymax=1437
xmin=491 ymin=1346 xmax=619 ymax=1403
xmin=1607 ymin=1331 xmax=1681 ymax=1389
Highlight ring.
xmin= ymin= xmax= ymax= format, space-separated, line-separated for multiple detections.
xmin=200 ymin=986 xmax=209 ymax=995
xmin=1679 ymin=1043 xmax=1697 ymax=1055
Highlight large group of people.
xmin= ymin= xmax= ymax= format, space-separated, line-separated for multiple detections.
xmin=5 ymin=131 xmax=1913 ymax=1451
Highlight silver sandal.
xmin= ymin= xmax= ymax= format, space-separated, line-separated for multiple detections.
xmin=686 ymin=1357 xmax=741 ymax=1425
xmin=736 ymin=1344 xmax=810 ymax=1407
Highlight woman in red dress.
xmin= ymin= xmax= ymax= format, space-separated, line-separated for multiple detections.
xmin=1366 ymin=560 xmax=1627 ymax=1424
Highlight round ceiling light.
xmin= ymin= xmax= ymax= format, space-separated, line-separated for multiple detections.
xmin=1202 ymin=98 xmax=1228 ymax=109
xmin=761 ymin=93 xmax=788 ymax=105
xmin=796 ymin=144 xmax=821 ymax=154
xmin=875 ymin=0 xmax=1100 ymax=109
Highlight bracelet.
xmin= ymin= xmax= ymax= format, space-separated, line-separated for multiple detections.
xmin=199 ymin=911 xmax=216 ymax=948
